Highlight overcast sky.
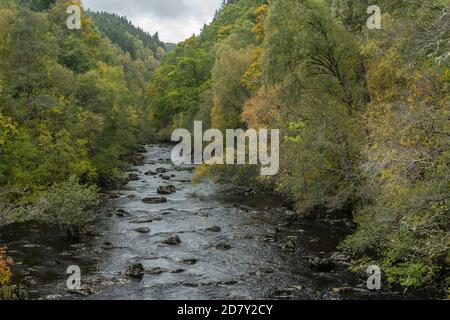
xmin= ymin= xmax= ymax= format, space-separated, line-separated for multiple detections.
xmin=83 ymin=0 xmax=223 ymax=43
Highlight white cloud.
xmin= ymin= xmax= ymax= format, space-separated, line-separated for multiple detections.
xmin=83 ymin=0 xmax=223 ymax=43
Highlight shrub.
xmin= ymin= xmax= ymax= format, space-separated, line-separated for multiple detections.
xmin=34 ymin=176 xmax=99 ymax=235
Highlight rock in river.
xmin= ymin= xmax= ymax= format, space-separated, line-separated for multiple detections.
xmin=156 ymin=167 xmax=167 ymax=174
xmin=206 ymin=226 xmax=221 ymax=232
xmin=126 ymin=263 xmax=145 ymax=278
xmin=116 ymin=209 xmax=129 ymax=217
xmin=157 ymin=185 xmax=176 ymax=195
xmin=159 ymin=174 xmax=171 ymax=180
xmin=215 ymin=242 xmax=232 ymax=250
xmin=128 ymin=173 xmax=139 ymax=181
xmin=309 ymin=256 xmax=336 ymax=272
xmin=146 ymin=267 xmax=166 ymax=275
xmin=181 ymin=258 xmax=198 ymax=265
xmin=135 ymin=227 xmax=150 ymax=234
xmin=142 ymin=197 xmax=167 ymax=204
xmin=163 ymin=235 xmax=181 ymax=245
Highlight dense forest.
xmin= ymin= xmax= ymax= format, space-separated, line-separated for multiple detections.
xmin=0 ymin=0 xmax=449 ymax=299
xmin=148 ymin=0 xmax=449 ymax=293
xmin=86 ymin=11 xmax=166 ymax=60
xmin=0 ymin=0 xmax=164 ymax=296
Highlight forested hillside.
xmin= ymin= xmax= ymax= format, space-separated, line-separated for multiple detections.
xmin=0 ymin=0 xmax=161 ymax=229
xmin=148 ymin=0 xmax=449 ymax=293
xmin=87 ymin=11 xmax=166 ymax=60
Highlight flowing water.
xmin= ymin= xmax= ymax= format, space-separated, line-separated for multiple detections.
xmin=1 ymin=145 xmax=410 ymax=300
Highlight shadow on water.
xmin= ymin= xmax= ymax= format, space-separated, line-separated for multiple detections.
xmin=1 ymin=145 xmax=438 ymax=300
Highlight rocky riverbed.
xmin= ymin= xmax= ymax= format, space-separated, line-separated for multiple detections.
xmin=1 ymin=145 xmax=416 ymax=300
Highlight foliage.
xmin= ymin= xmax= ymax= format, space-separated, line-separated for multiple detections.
xmin=87 ymin=10 xmax=165 ymax=59
xmin=0 ymin=246 xmax=11 ymax=285
xmin=148 ymin=0 xmax=450 ymax=293
xmin=33 ymin=176 xmax=99 ymax=233
xmin=0 ymin=0 xmax=159 ymax=226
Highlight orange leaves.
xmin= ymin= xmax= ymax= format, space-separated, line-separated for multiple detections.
xmin=241 ymin=86 xmax=281 ymax=128
xmin=0 ymin=246 xmax=12 ymax=286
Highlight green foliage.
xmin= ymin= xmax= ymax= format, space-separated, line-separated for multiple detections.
xmin=149 ymin=0 xmax=449 ymax=294
xmin=147 ymin=0 xmax=267 ymax=136
xmin=87 ymin=10 xmax=165 ymax=59
xmin=34 ymin=176 xmax=99 ymax=232
xmin=0 ymin=1 xmax=159 ymax=227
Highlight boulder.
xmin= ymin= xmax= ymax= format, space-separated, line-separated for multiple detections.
xmin=135 ymin=227 xmax=150 ymax=234
xmin=163 ymin=235 xmax=181 ymax=245
xmin=309 ymin=256 xmax=336 ymax=272
xmin=101 ymin=242 xmax=114 ymax=250
xmin=215 ymin=242 xmax=232 ymax=250
xmin=128 ymin=173 xmax=139 ymax=181
xmin=170 ymin=269 xmax=186 ymax=274
xmin=126 ymin=263 xmax=145 ymax=278
xmin=156 ymin=167 xmax=167 ymax=174
xmin=181 ymin=259 xmax=198 ymax=265
xmin=142 ymin=197 xmax=167 ymax=204
xmin=146 ymin=267 xmax=166 ymax=275
xmin=157 ymin=185 xmax=176 ymax=195
xmin=130 ymin=219 xmax=153 ymax=224
xmin=116 ymin=209 xmax=129 ymax=217
xmin=206 ymin=226 xmax=221 ymax=232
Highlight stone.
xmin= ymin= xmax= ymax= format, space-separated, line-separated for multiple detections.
xmin=206 ymin=226 xmax=221 ymax=232
xmin=163 ymin=235 xmax=181 ymax=245
xmin=126 ymin=263 xmax=145 ymax=278
xmin=215 ymin=243 xmax=232 ymax=250
xmin=116 ymin=209 xmax=129 ymax=217
xmin=157 ymin=185 xmax=176 ymax=195
xmin=170 ymin=269 xmax=186 ymax=274
xmin=142 ymin=197 xmax=167 ymax=204
xmin=130 ymin=219 xmax=153 ymax=224
xmin=181 ymin=259 xmax=198 ymax=265
xmin=128 ymin=173 xmax=139 ymax=181
xmin=135 ymin=227 xmax=150 ymax=234
xmin=156 ymin=167 xmax=167 ymax=174
xmin=101 ymin=242 xmax=114 ymax=250
xmin=159 ymin=174 xmax=171 ymax=180
xmin=146 ymin=267 xmax=166 ymax=275
xmin=309 ymin=256 xmax=336 ymax=272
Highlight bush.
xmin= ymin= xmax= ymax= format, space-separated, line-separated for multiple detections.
xmin=34 ymin=176 xmax=99 ymax=235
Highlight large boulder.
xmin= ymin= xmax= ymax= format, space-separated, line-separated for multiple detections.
xmin=157 ymin=185 xmax=176 ymax=195
xmin=126 ymin=263 xmax=145 ymax=278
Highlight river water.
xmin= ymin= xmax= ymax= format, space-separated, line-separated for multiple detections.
xmin=2 ymin=145 xmax=409 ymax=300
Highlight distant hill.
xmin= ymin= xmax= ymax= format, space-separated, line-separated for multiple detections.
xmin=86 ymin=10 xmax=166 ymax=59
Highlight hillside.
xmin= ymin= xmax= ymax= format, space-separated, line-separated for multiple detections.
xmin=86 ymin=10 xmax=166 ymax=59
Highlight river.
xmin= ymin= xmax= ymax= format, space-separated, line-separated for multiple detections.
xmin=2 ymin=144 xmax=409 ymax=300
